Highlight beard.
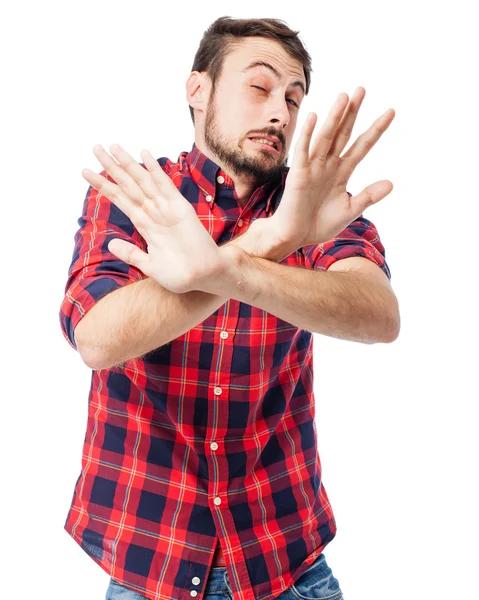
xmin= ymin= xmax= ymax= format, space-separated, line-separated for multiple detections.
xmin=203 ymin=94 xmax=288 ymax=189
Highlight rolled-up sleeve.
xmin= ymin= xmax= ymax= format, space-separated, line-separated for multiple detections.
xmin=302 ymin=210 xmax=391 ymax=280
xmin=59 ymin=170 xmax=148 ymax=351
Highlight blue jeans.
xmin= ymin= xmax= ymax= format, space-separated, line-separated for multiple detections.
xmin=105 ymin=552 xmax=344 ymax=600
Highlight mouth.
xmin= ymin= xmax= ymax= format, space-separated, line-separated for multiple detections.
xmin=247 ymin=137 xmax=281 ymax=155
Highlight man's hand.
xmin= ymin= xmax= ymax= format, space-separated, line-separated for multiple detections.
xmin=226 ymin=218 xmax=297 ymax=263
xmin=82 ymin=145 xmax=242 ymax=295
xmin=269 ymin=87 xmax=396 ymax=248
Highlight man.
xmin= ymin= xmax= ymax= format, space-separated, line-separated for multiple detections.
xmin=60 ymin=16 xmax=399 ymax=600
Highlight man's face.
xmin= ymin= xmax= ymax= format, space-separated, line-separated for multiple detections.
xmin=201 ymin=37 xmax=306 ymax=187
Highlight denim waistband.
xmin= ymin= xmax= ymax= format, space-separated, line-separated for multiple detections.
xmin=205 ymin=565 xmax=230 ymax=593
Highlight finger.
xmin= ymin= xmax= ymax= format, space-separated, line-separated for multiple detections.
xmin=93 ymin=144 xmax=145 ymax=204
xmin=291 ymin=111 xmax=318 ymax=168
xmin=329 ymin=86 xmax=366 ymax=157
xmin=82 ymin=168 xmax=143 ymax=224
xmin=108 ymin=238 xmax=151 ymax=276
xmin=140 ymin=149 xmax=182 ymax=200
xmin=109 ymin=144 xmax=159 ymax=200
xmin=341 ymin=109 xmax=396 ymax=170
xmin=309 ymin=93 xmax=350 ymax=162
xmin=348 ymin=180 xmax=394 ymax=216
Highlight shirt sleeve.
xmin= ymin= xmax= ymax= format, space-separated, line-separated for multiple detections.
xmin=302 ymin=208 xmax=391 ymax=280
xmin=59 ymin=169 xmax=148 ymax=351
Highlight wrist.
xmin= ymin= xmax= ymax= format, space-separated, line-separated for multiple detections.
xmin=193 ymin=244 xmax=246 ymax=298
xmin=218 ymin=245 xmax=259 ymax=304
xmin=225 ymin=219 xmax=298 ymax=262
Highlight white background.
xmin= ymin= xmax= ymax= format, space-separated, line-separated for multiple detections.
xmin=2 ymin=1 xmax=478 ymax=599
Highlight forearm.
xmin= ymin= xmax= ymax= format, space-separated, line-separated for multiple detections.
xmin=78 ymin=276 xmax=227 ymax=370
xmin=77 ymin=233 xmax=294 ymax=370
xmin=212 ymin=247 xmax=399 ymax=344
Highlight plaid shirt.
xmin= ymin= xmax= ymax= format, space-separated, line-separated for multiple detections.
xmin=60 ymin=143 xmax=391 ymax=600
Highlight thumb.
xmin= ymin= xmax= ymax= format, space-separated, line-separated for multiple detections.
xmin=353 ymin=180 xmax=394 ymax=212
xmin=108 ymin=239 xmax=150 ymax=276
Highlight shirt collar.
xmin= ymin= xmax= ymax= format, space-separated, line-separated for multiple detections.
xmin=184 ymin=142 xmax=289 ymax=215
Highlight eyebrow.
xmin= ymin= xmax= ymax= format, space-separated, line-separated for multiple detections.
xmin=241 ymin=61 xmax=306 ymax=96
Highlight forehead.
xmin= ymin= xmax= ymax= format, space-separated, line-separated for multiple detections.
xmin=225 ymin=37 xmax=306 ymax=90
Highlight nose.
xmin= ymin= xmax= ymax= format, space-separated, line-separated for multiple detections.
xmin=267 ymin=99 xmax=290 ymax=131
xmin=269 ymin=115 xmax=289 ymax=132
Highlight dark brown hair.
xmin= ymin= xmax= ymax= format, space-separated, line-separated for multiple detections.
xmin=189 ymin=16 xmax=313 ymax=124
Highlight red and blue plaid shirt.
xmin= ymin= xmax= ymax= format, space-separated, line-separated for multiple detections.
xmin=60 ymin=143 xmax=391 ymax=600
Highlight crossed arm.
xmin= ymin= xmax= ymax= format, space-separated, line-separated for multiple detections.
xmin=203 ymin=243 xmax=400 ymax=344
xmin=69 ymin=226 xmax=399 ymax=370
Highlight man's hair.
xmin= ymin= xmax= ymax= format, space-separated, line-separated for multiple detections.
xmin=189 ymin=16 xmax=313 ymax=125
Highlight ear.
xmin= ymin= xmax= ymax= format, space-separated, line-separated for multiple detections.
xmin=186 ymin=71 xmax=211 ymax=116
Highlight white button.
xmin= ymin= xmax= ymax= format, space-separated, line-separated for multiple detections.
xmin=190 ymin=591 xmax=198 ymax=597
xmin=192 ymin=577 xmax=200 ymax=585
xmin=238 ymin=219 xmax=243 ymax=227
xmin=210 ymin=442 xmax=218 ymax=451
xmin=217 ymin=175 xmax=225 ymax=184
xmin=205 ymin=195 xmax=213 ymax=202
xmin=214 ymin=496 xmax=222 ymax=505
xmin=220 ymin=331 xmax=228 ymax=339
xmin=214 ymin=387 xmax=222 ymax=395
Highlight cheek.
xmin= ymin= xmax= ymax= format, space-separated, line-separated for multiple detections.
xmin=286 ymin=118 xmax=299 ymax=140
xmin=229 ymin=107 xmax=257 ymax=138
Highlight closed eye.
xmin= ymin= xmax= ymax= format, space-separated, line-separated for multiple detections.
xmin=251 ymin=86 xmax=299 ymax=108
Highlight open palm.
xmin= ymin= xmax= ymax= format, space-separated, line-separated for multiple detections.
xmin=271 ymin=87 xmax=395 ymax=247
xmin=82 ymin=145 xmax=224 ymax=293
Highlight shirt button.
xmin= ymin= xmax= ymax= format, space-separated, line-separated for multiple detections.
xmin=205 ymin=195 xmax=213 ymax=202
xmin=210 ymin=442 xmax=218 ymax=451
xmin=238 ymin=219 xmax=243 ymax=227
xmin=214 ymin=387 xmax=222 ymax=395
xmin=220 ymin=331 xmax=228 ymax=339
xmin=214 ymin=496 xmax=222 ymax=506
xmin=192 ymin=577 xmax=201 ymax=585
xmin=190 ymin=591 xmax=198 ymax=597
xmin=217 ymin=175 xmax=225 ymax=184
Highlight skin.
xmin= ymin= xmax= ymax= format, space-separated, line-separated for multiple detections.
xmin=186 ymin=37 xmax=307 ymax=207
xmin=76 ymin=35 xmax=400 ymax=359
xmin=81 ymin=36 xmax=396 ymax=299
